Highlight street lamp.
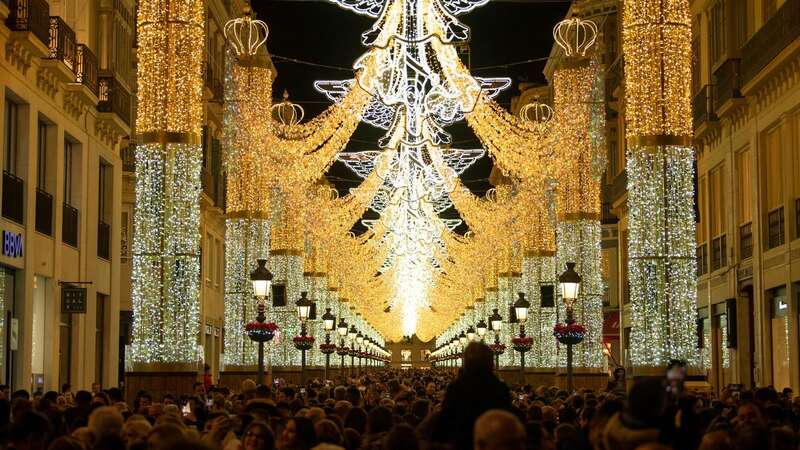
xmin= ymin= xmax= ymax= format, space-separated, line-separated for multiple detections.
xmin=348 ymin=325 xmax=357 ymax=375
xmin=489 ymin=308 xmax=503 ymax=371
xmin=295 ymin=292 xmax=313 ymax=385
xmin=476 ymin=319 xmax=488 ymax=339
xmin=513 ymin=292 xmax=530 ymax=382
xmin=249 ymin=259 xmax=273 ymax=386
xmin=321 ymin=308 xmax=336 ymax=381
xmin=558 ymin=262 xmax=583 ymax=392
xmin=356 ymin=332 xmax=364 ymax=373
xmin=466 ymin=326 xmax=476 ymax=341
xmin=337 ymin=317 xmax=348 ymax=375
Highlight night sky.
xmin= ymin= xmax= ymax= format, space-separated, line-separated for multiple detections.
xmin=252 ymin=0 xmax=569 ymax=229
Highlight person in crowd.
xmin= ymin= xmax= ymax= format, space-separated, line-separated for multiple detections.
xmin=473 ymin=409 xmax=526 ymax=450
xmin=433 ymin=342 xmax=513 ymax=449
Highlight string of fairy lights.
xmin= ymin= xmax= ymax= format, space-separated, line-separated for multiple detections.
xmin=130 ymin=0 xmax=697 ymax=369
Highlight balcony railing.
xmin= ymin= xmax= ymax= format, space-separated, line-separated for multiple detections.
xmin=767 ymin=207 xmax=785 ymax=249
xmin=47 ymin=16 xmax=75 ymax=71
xmin=7 ymin=0 xmax=50 ymax=47
xmin=696 ymin=243 xmax=708 ymax=277
xmin=205 ymin=61 xmax=223 ymax=101
xmin=98 ymin=76 xmax=131 ymax=126
xmin=35 ymin=188 xmax=53 ymax=236
xmin=75 ymin=44 xmax=99 ymax=96
xmin=711 ymin=234 xmax=727 ymax=271
xmin=121 ymin=145 xmax=135 ymax=172
xmin=97 ymin=221 xmax=110 ymax=260
xmin=713 ymin=59 xmax=741 ymax=110
xmin=693 ymin=84 xmax=716 ymax=130
xmin=740 ymin=222 xmax=753 ymax=260
xmin=62 ymin=202 xmax=79 ymax=247
xmin=741 ymin=0 xmax=800 ymax=85
xmin=2 ymin=171 xmax=24 ymax=225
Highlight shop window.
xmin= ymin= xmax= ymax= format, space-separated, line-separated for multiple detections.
xmin=770 ymin=287 xmax=790 ymax=390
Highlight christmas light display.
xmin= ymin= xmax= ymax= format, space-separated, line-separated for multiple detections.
xmin=130 ymin=0 xmax=204 ymax=364
xmin=624 ymin=0 xmax=697 ymax=366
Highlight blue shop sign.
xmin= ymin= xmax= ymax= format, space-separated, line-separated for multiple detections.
xmin=2 ymin=230 xmax=23 ymax=258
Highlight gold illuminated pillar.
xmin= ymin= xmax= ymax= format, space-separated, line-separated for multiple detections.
xmin=552 ymin=17 xmax=606 ymax=368
xmin=130 ymin=0 xmax=205 ymax=365
xmin=222 ymin=25 xmax=274 ymax=366
xmin=623 ymin=0 xmax=697 ymax=366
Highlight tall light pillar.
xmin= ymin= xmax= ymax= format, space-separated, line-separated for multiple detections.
xmin=130 ymin=0 xmax=204 ymax=365
xmin=552 ymin=17 xmax=606 ymax=368
xmin=623 ymin=0 xmax=697 ymax=366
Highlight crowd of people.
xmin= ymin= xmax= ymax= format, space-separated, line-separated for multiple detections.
xmin=0 ymin=342 xmax=799 ymax=450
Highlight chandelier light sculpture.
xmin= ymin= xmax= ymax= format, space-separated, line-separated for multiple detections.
xmin=552 ymin=15 xmax=605 ymax=368
xmin=130 ymin=0 xmax=204 ymax=364
xmin=222 ymin=9 xmax=274 ymax=367
xmin=623 ymin=0 xmax=697 ymax=366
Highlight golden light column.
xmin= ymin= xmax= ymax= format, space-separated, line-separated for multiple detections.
xmin=623 ymin=0 xmax=697 ymax=366
xmin=130 ymin=0 xmax=205 ymax=364
xmin=222 ymin=11 xmax=274 ymax=367
xmin=552 ymin=17 xmax=605 ymax=368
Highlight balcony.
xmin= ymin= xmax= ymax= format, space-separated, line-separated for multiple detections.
xmin=35 ymin=188 xmax=53 ymax=236
xmin=62 ymin=202 xmax=78 ymax=247
xmin=7 ymin=0 xmax=50 ymax=47
xmin=740 ymin=222 xmax=753 ymax=260
xmin=47 ymin=16 xmax=75 ymax=71
xmin=696 ymin=243 xmax=708 ymax=277
xmin=692 ymin=84 xmax=716 ymax=132
xmin=204 ymin=61 xmax=223 ymax=102
xmin=2 ymin=171 xmax=24 ymax=225
xmin=98 ymin=75 xmax=131 ymax=126
xmin=712 ymin=59 xmax=743 ymax=113
xmin=97 ymin=220 xmax=110 ymax=260
xmin=74 ymin=44 xmax=98 ymax=96
xmin=695 ymin=243 xmax=708 ymax=277
xmin=711 ymin=234 xmax=727 ymax=272
xmin=121 ymin=145 xmax=135 ymax=172
xmin=741 ymin=0 xmax=800 ymax=86
xmin=767 ymin=207 xmax=785 ymax=249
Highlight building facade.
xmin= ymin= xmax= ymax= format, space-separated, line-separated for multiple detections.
xmin=517 ymin=0 xmax=800 ymax=393
xmin=0 ymin=0 xmax=130 ymax=391
xmin=690 ymin=0 xmax=800 ymax=392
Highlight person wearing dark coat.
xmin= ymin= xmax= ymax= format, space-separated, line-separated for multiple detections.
xmin=432 ymin=342 xmax=513 ymax=449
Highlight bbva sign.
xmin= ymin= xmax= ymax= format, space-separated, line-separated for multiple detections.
xmin=2 ymin=230 xmax=23 ymax=258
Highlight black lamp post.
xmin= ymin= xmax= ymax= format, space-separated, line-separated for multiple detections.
xmin=558 ymin=262 xmax=582 ymax=393
xmin=489 ymin=308 xmax=503 ymax=371
xmin=295 ymin=292 xmax=313 ymax=385
xmin=356 ymin=332 xmax=364 ymax=374
xmin=321 ymin=308 xmax=335 ymax=381
xmin=476 ymin=319 xmax=488 ymax=340
xmin=337 ymin=317 xmax=348 ymax=376
xmin=348 ymin=325 xmax=357 ymax=376
xmin=513 ymin=292 xmax=530 ymax=382
xmin=249 ymin=259 xmax=273 ymax=386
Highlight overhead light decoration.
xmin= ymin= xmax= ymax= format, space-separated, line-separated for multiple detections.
xmin=623 ymin=0 xmax=697 ymax=366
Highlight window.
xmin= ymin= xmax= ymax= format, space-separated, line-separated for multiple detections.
xmin=709 ymin=165 xmax=726 ymax=270
xmin=692 ymin=15 xmax=701 ymax=95
xmin=2 ymin=101 xmax=24 ymax=224
xmin=98 ymin=162 xmax=111 ymax=260
xmin=737 ymin=148 xmax=753 ymax=258
xmin=59 ymin=313 xmax=72 ymax=388
xmin=37 ymin=122 xmax=47 ymax=190
xmin=764 ymin=126 xmax=784 ymax=248
xmin=95 ymin=294 xmax=106 ymax=388
xmin=64 ymin=141 xmax=74 ymax=205
xmin=697 ymin=175 xmax=708 ymax=274
xmin=709 ymin=1 xmax=726 ymax=66
xmin=4 ymin=101 xmax=18 ymax=175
